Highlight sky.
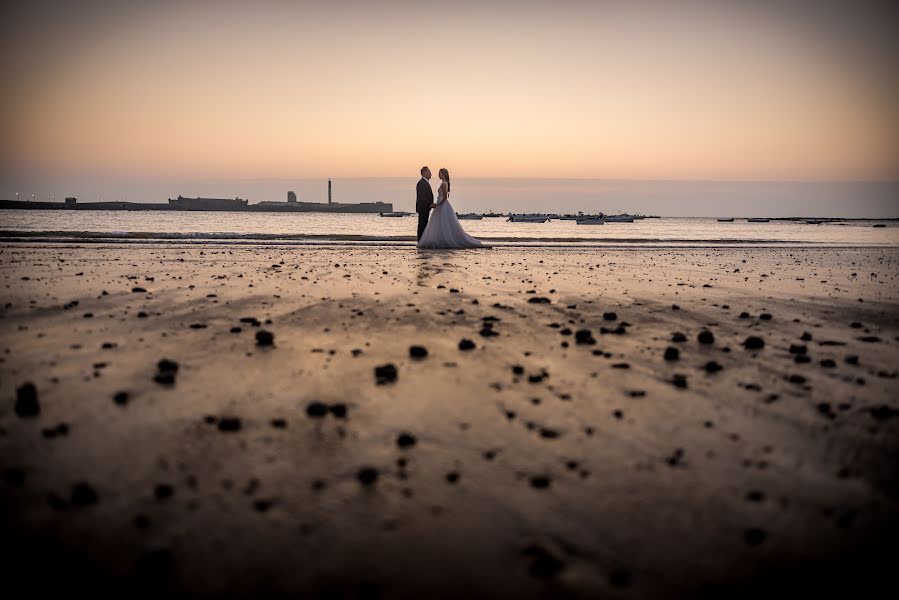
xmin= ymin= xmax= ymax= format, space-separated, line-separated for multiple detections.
xmin=1 ymin=0 xmax=897 ymax=215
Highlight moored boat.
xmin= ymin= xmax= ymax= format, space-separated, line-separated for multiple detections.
xmin=747 ymin=218 xmax=770 ymax=223
xmin=507 ymin=214 xmax=549 ymax=223
xmin=717 ymin=217 xmax=734 ymax=222
xmin=457 ymin=213 xmax=483 ymax=220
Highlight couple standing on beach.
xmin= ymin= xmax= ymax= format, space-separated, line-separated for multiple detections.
xmin=415 ymin=166 xmax=485 ymax=249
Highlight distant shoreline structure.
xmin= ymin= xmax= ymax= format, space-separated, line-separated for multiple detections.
xmin=0 ymin=181 xmax=393 ymax=213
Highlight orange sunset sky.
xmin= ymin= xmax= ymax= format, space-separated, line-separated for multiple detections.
xmin=1 ymin=0 xmax=897 ymax=187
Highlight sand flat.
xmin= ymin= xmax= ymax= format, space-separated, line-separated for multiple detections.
xmin=1 ymin=243 xmax=898 ymax=598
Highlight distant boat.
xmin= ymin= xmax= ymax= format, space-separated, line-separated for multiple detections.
xmin=576 ymin=217 xmax=605 ymax=225
xmin=508 ymin=215 xmax=549 ymax=223
xmin=482 ymin=211 xmax=505 ymax=218
xmin=379 ymin=212 xmax=410 ymax=217
xmin=457 ymin=213 xmax=483 ymax=220
xmin=747 ymin=218 xmax=770 ymax=223
xmin=873 ymin=223 xmax=886 ymax=228
xmin=717 ymin=218 xmax=734 ymax=222
xmin=605 ymin=214 xmax=636 ymax=223
xmin=805 ymin=220 xmax=823 ymax=225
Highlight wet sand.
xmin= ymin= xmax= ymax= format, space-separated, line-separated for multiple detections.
xmin=1 ymin=243 xmax=898 ymax=598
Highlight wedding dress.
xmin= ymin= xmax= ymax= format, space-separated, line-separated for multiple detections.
xmin=417 ymin=183 xmax=485 ymax=249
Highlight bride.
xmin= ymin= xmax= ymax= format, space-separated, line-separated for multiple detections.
xmin=418 ymin=168 xmax=486 ymax=249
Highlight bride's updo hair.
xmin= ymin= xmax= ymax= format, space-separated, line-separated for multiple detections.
xmin=439 ymin=168 xmax=450 ymax=192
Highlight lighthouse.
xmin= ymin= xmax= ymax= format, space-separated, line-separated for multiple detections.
xmin=328 ymin=179 xmax=332 ymax=205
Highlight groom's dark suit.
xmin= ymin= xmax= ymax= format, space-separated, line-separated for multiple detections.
xmin=416 ymin=177 xmax=434 ymax=241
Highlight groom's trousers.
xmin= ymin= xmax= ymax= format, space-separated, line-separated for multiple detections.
xmin=417 ymin=211 xmax=429 ymax=241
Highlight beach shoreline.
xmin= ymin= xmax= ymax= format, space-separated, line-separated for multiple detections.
xmin=2 ymin=243 xmax=897 ymax=598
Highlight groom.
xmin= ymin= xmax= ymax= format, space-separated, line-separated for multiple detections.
xmin=415 ymin=166 xmax=434 ymax=241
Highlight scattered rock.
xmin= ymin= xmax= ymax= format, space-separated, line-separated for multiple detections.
xmin=409 ymin=345 xmax=428 ymax=359
xmin=458 ymin=339 xmax=476 ymax=351
xmin=154 ymin=359 xmax=179 ymax=385
xmin=70 ymin=482 xmax=99 ymax=507
xmin=15 ymin=383 xmax=40 ymax=418
xmin=154 ymin=484 xmax=174 ymax=501
xmin=256 ymin=330 xmax=274 ymax=346
xmin=306 ymin=402 xmax=329 ymax=418
xmin=530 ymin=475 xmax=551 ymax=489
xmin=217 ymin=417 xmax=242 ymax=432
xmin=704 ymin=361 xmax=723 ymax=373
xmin=357 ymin=467 xmax=379 ymax=486
xmin=664 ymin=347 xmax=679 ymax=361
xmin=374 ymin=363 xmax=398 ymax=384
xmin=697 ymin=330 xmax=714 ymax=344
xmin=744 ymin=528 xmax=767 ymax=546
xmin=574 ymin=329 xmax=596 ymax=345
xmin=397 ymin=433 xmax=417 ymax=448
xmin=743 ymin=337 xmax=765 ymax=350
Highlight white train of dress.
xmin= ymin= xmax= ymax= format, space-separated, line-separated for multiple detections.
xmin=418 ymin=187 xmax=485 ymax=249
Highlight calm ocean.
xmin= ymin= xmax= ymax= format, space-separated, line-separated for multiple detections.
xmin=0 ymin=210 xmax=897 ymax=247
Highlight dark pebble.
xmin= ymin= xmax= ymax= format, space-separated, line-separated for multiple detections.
xmin=445 ymin=471 xmax=460 ymax=484
xmin=70 ymin=482 xmax=99 ymax=507
xmin=329 ymin=403 xmax=348 ymax=418
xmin=743 ymin=336 xmax=765 ymax=350
xmin=704 ymin=361 xmax=723 ymax=373
xmin=458 ymin=339 xmax=476 ymax=351
xmin=522 ymin=542 xmax=565 ymax=578
xmin=671 ymin=332 xmax=687 ymax=343
xmin=397 ymin=432 xmax=417 ymax=448
xmin=528 ymin=297 xmax=551 ymax=304
xmin=306 ymin=402 xmax=328 ymax=417
xmin=217 ymin=417 xmax=242 ymax=432
xmin=530 ymin=476 xmax=551 ymax=489
xmin=256 ymin=330 xmax=274 ymax=346
xmin=744 ymin=528 xmax=767 ymax=546
xmin=603 ymin=312 xmax=617 ymax=321
xmin=154 ymin=484 xmax=174 ymax=501
xmin=697 ymin=330 xmax=715 ymax=344
xmin=157 ymin=358 xmax=179 ymax=373
xmin=113 ymin=391 xmax=129 ymax=406
xmin=870 ymin=405 xmax=898 ymax=421
xmin=374 ymin=363 xmax=398 ymax=384
xmin=746 ymin=491 xmax=765 ymax=502
xmin=672 ymin=374 xmax=688 ymax=389
xmin=357 ymin=467 xmax=379 ymax=486
xmin=409 ymin=345 xmax=428 ymax=359
xmin=664 ymin=347 xmax=680 ymax=361
xmin=574 ymin=329 xmax=596 ymax=345
xmin=15 ymin=383 xmax=40 ymax=418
